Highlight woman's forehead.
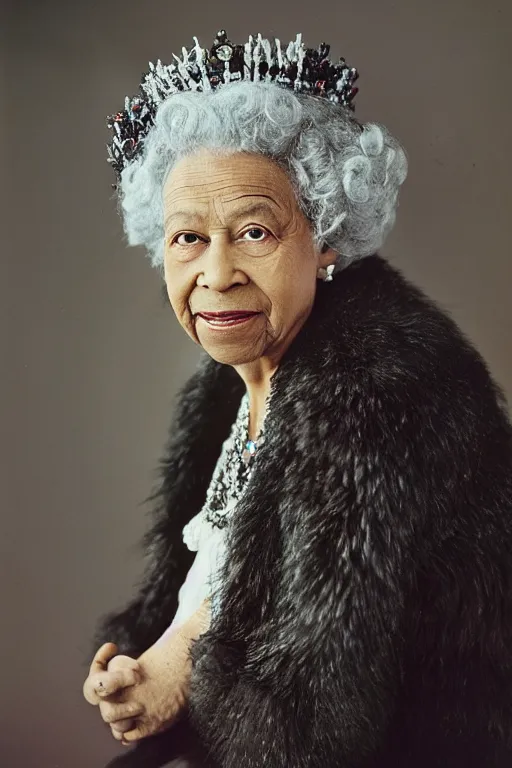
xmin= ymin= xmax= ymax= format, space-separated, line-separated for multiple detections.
xmin=164 ymin=150 xmax=293 ymax=196
xmin=163 ymin=196 xmax=289 ymax=231
xmin=163 ymin=153 xmax=297 ymax=221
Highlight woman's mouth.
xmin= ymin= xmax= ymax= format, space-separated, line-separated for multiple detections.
xmin=196 ymin=311 xmax=260 ymax=329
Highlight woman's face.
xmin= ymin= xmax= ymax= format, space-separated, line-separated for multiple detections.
xmin=163 ymin=149 xmax=335 ymax=367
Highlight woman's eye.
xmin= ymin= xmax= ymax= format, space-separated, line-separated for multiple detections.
xmin=174 ymin=233 xmax=202 ymax=246
xmin=241 ymin=228 xmax=268 ymax=242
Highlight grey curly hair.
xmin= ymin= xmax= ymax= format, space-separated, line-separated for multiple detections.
xmin=118 ymin=80 xmax=408 ymax=278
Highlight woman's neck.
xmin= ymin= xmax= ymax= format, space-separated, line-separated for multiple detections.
xmin=246 ymin=387 xmax=271 ymax=441
xmin=234 ymin=359 xmax=276 ymax=441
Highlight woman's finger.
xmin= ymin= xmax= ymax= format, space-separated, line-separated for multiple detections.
xmin=83 ymin=644 xmax=120 ymax=704
xmin=107 ymin=655 xmax=140 ymax=673
xmin=122 ymin=716 xmax=172 ymax=744
xmin=84 ymin=670 xmax=127 ymax=705
xmin=111 ymin=725 xmax=125 ymax=742
xmin=94 ymin=666 xmax=141 ymax=698
xmin=88 ymin=643 xmax=118 ymax=677
xmin=121 ymin=721 xmax=151 ymax=743
xmin=83 ymin=671 xmax=112 ymax=706
xmin=111 ymin=717 xmax=137 ymax=733
xmin=110 ymin=718 xmax=137 ymax=739
xmin=99 ymin=699 xmax=144 ymax=725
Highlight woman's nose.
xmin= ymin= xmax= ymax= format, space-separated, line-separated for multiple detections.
xmin=198 ymin=240 xmax=247 ymax=291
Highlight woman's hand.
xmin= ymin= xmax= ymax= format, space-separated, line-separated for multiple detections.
xmin=83 ymin=644 xmax=144 ymax=740
xmin=84 ymin=598 xmax=212 ymax=744
xmin=83 ymin=644 xmax=142 ymax=704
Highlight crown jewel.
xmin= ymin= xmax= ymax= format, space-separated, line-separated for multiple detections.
xmin=106 ymin=30 xmax=359 ymax=183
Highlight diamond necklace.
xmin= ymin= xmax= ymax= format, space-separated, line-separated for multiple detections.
xmin=203 ymin=392 xmax=269 ymax=529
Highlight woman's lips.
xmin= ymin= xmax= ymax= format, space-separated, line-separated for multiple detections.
xmin=196 ymin=311 xmax=260 ymax=329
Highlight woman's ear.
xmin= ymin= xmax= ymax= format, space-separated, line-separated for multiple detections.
xmin=318 ymin=243 xmax=338 ymax=269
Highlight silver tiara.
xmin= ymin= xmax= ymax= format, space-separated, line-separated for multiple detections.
xmin=106 ymin=29 xmax=359 ymax=184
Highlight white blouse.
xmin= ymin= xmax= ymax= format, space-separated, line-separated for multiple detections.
xmin=155 ymin=392 xmax=258 ymax=645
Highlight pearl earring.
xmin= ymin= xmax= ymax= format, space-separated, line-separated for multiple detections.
xmin=317 ymin=264 xmax=335 ymax=282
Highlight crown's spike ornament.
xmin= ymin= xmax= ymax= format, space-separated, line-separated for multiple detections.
xmin=106 ymin=29 xmax=359 ymax=183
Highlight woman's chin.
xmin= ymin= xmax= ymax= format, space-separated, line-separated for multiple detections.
xmin=195 ymin=323 xmax=268 ymax=367
xmin=201 ymin=347 xmax=264 ymax=367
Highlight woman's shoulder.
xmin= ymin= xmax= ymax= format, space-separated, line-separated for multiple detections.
xmin=307 ymin=255 xmax=511 ymax=426
xmin=333 ymin=256 xmax=495 ymax=380
xmin=331 ymin=255 xmax=468 ymax=348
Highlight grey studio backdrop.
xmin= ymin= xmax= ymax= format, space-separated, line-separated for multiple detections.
xmin=3 ymin=1 xmax=511 ymax=766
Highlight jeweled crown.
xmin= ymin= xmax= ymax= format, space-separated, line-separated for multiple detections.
xmin=106 ymin=29 xmax=359 ymax=183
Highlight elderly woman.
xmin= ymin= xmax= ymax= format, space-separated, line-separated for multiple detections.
xmin=83 ymin=30 xmax=512 ymax=768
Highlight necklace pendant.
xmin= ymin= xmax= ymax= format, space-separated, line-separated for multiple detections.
xmin=242 ymin=439 xmax=257 ymax=465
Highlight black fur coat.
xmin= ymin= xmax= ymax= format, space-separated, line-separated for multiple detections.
xmin=95 ymin=254 xmax=512 ymax=767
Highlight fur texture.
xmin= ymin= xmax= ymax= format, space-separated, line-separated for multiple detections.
xmin=95 ymin=254 xmax=512 ymax=767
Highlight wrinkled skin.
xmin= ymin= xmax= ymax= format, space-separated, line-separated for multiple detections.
xmin=83 ymin=599 xmax=211 ymax=743
xmin=162 ymin=148 xmax=336 ymax=436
